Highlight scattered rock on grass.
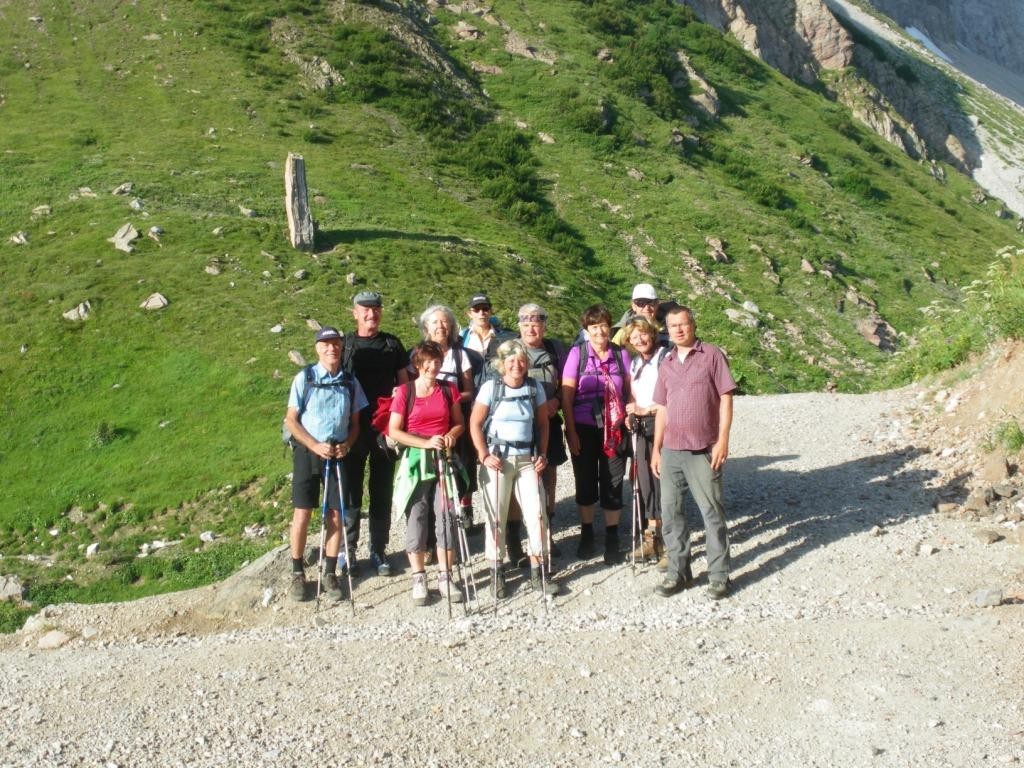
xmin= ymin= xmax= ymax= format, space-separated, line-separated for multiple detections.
xmin=62 ymin=300 xmax=92 ymax=321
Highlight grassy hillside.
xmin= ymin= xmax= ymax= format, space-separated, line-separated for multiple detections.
xmin=0 ymin=0 xmax=1020 ymax=620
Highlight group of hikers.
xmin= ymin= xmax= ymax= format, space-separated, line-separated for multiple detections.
xmin=283 ymin=283 xmax=737 ymax=609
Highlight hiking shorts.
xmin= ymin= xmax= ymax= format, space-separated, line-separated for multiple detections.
xmin=292 ymin=444 xmax=343 ymax=510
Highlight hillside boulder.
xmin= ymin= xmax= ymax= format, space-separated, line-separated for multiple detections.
xmin=62 ymin=300 xmax=92 ymax=322
xmin=108 ymin=223 xmax=140 ymax=253
xmin=140 ymin=293 xmax=169 ymax=311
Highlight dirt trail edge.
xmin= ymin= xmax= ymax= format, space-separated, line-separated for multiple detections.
xmin=2 ymin=391 xmax=1022 ymax=767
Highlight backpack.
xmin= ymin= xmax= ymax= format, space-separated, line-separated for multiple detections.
xmin=630 ymin=345 xmax=670 ymax=378
xmin=282 ymin=365 xmax=356 ymax=447
xmin=573 ymin=341 xmax=627 ymax=392
xmin=482 ymin=377 xmax=541 ymax=457
xmin=371 ymin=380 xmax=455 ymax=459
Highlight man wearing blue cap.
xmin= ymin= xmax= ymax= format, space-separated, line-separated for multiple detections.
xmin=284 ymin=326 xmax=369 ymax=601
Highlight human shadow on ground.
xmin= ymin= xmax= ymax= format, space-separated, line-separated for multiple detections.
xmin=542 ymin=445 xmax=953 ymax=596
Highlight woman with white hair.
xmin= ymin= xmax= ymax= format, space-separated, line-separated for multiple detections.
xmin=418 ymin=304 xmax=478 ymax=532
xmin=470 ymin=339 xmax=559 ymax=597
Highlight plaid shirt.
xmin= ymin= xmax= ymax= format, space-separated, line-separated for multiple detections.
xmin=652 ymin=340 xmax=736 ymax=451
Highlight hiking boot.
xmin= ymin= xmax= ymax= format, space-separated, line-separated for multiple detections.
xmin=632 ymin=531 xmax=655 ymax=562
xmin=289 ymin=572 xmax=307 ymax=601
xmin=603 ymin=532 xmax=621 ymax=565
xmin=652 ymin=532 xmax=665 ymax=565
xmin=438 ymin=570 xmax=465 ymax=603
xmin=411 ymin=572 xmax=428 ymax=606
xmin=424 ymin=550 xmax=436 ymax=566
xmin=340 ymin=552 xmax=361 ymax=578
xmin=707 ymin=578 xmax=730 ymax=600
xmin=654 ymin=576 xmax=686 ymax=598
xmin=529 ymin=567 xmax=559 ymax=596
xmin=370 ymin=551 xmax=392 ymax=577
xmin=549 ymin=540 xmax=562 ymax=558
xmin=506 ymin=536 xmax=528 ymax=569
xmin=323 ymin=573 xmax=344 ymax=602
xmin=576 ymin=528 xmax=595 ymax=559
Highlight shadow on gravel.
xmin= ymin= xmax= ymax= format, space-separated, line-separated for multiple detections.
xmin=722 ymin=446 xmax=946 ymax=593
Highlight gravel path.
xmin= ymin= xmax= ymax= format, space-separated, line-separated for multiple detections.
xmin=2 ymin=391 xmax=1022 ymax=767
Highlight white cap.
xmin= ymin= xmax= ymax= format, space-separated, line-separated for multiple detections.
xmin=631 ymin=283 xmax=657 ymax=301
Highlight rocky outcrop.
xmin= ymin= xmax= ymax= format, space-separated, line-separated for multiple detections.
xmin=832 ymin=71 xmax=928 ymax=159
xmin=868 ymin=0 xmax=1024 ymax=77
xmin=680 ymin=0 xmax=852 ymax=84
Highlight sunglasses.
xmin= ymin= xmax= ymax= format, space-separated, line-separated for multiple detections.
xmin=471 ymin=305 xmax=492 ymax=313
xmin=634 ymin=299 xmax=657 ymax=308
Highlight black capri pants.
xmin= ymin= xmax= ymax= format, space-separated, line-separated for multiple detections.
xmin=570 ymin=423 xmax=626 ymax=509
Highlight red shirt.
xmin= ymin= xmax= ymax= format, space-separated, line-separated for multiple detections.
xmin=391 ymin=382 xmax=457 ymax=437
xmin=652 ymin=340 xmax=736 ymax=451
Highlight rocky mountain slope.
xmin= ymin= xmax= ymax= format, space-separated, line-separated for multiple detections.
xmin=679 ymin=0 xmax=1024 ymax=212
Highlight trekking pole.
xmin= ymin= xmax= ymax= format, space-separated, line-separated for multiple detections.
xmin=442 ymin=451 xmax=474 ymax=611
xmin=333 ymin=452 xmax=356 ymax=618
xmin=488 ymin=452 xmax=501 ymax=618
xmin=630 ymin=429 xmax=640 ymax=577
xmin=316 ymin=457 xmax=332 ymax=612
xmin=535 ymin=456 xmax=551 ymax=616
xmin=435 ymin=452 xmax=454 ymax=619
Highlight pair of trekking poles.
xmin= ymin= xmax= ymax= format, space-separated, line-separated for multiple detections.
xmin=434 ymin=449 xmax=476 ymax=618
xmin=316 ymin=446 xmax=355 ymax=617
xmin=484 ymin=450 xmax=555 ymax=617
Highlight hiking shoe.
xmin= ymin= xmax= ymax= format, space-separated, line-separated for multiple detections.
xmin=289 ymin=572 xmax=307 ymax=601
xmin=370 ymin=551 xmax=392 ymax=577
xmin=632 ymin=531 xmax=656 ymax=562
xmin=529 ymin=567 xmax=559 ymax=596
xmin=424 ymin=550 xmax=436 ymax=566
xmin=603 ymin=533 xmax=621 ymax=565
xmin=654 ymin=576 xmax=686 ymax=598
xmin=576 ymin=530 xmax=595 ymax=559
xmin=438 ymin=571 xmax=465 ymax=603
xmin=340 ymin=552 xmax=361 ymax=578
xmin=411 ymin=572 xmax=428 ymax=606
xmin=323 ymin=573 xmax=344 ymax=602
xmin=506 ymin=537 xmax=528 ymax=569
xmin=707 ymin=579 xmax=730 ymax=600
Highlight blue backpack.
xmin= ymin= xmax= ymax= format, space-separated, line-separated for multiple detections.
xmin=282 ymin=365 xmax=355 ymax=447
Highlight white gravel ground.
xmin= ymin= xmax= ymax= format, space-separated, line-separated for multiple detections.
xmin=2 ymin=391 xmax=1022 ymax=767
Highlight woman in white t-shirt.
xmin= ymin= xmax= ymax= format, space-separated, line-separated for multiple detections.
xmin=624 ymin=317 xmax=668 ymax=568
xmin=416 ymin=305 xmax=479 ymax=537
xmin=470 ymin=339 xmax=559 ymax=599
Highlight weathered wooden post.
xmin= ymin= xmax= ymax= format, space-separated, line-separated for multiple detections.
xmin=285 ymin=152 xmax=315 ymax=251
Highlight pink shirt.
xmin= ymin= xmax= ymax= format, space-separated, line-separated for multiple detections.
xmin=652 ymin=340 xmax=736 ymax=451
xmin=391 ymin=382 xmax=458 ymax=437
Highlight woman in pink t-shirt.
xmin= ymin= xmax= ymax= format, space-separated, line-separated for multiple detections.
xmin=390 ymin=341 xmax=465 ymax=607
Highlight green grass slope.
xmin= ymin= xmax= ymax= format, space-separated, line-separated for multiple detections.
xmin=0 ymin=0 xmax=1020 ymax=616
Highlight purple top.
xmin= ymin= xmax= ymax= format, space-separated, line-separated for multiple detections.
xmin=562 ymin=343 xmax=631 ymax=427
xmin=652 ymin=340 xmax=736 ymax=451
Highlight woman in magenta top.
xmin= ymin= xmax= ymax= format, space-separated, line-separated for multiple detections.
xmin=561 ymin=304 xmax=631 ymax=565
xmin=389 ymin=341 xmax=465 ymax=607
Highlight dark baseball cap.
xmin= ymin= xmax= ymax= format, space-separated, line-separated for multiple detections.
xmin=315 ymin=326 xmax=342 ymax=342
xmin=353 ymin=290 xmax=383 ymax=307
xmin=467 ymin=293 xmax=491 ymax=309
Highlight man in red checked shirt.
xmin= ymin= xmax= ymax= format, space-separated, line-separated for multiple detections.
xmin=650 ymin=305 xmax=737 ymax=600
